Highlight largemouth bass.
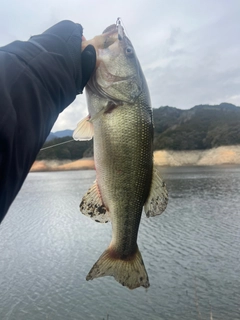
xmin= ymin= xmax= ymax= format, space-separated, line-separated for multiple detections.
xmin=73 ymin=20 xmax=168 ymax=289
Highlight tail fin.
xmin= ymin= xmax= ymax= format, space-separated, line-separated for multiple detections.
xmin=86 ymin=246 xmax=150 ymax=289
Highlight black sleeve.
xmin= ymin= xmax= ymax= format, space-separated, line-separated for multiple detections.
xmin=0 ymin=20 xmax=85 ymax=222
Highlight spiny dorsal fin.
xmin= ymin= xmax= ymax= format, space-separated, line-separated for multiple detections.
xmin=80 ymin=181 xmax=110 ymax=223
xmin=73 ymin=115 xmax=94 ymax=141
xmin=144 ymin=165 xmax=168 ymax=217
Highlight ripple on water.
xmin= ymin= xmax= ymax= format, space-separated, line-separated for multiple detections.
xmin=0 ymin=168 xmax=240 ymax=320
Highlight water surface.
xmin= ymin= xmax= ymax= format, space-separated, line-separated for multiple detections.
xmin=0 ymin=167 xmax=240 ymax=320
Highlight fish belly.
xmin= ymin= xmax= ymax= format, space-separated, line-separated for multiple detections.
xmin=94 ymin=103 xmax=153 ymax=256
xmin=86 ymin=103 xmax=153 ymax=289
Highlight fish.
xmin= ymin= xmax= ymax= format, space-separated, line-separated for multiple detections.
xmin=73 ymin=20 xmax=168 ymax=290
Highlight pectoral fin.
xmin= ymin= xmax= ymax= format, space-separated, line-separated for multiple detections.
xmin=73 ymin=115 xmax=94 ymax=141
xmin=144 ymin=166 xmax=168 ymax=217
xmin=90 ymin=101 xmax=118 ymax=122
xmin=80 ymin=181 xmax=110 ymax=223
xmin=89 ymin=108 xmax=106 ymax=122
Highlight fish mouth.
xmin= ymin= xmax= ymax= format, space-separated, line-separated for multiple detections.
xmin=102 ymin=19 xmax=124 ymax=40
xmin=81 ymin=24 xmax=119 ymax=53
xmin=102 ymin=18 xmax=124 ymax=40
xmin=85 ymin=21 xmax=143 ymax=104
xmin=102 ymin=24 xmax=118 ymax=35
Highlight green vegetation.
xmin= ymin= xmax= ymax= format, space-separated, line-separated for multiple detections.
xmin=153 ymin=103 xmax=240 ymax=150
xmin=37 ymin=103 xmax=240 ymax=160
xmin=37 ymin=136 xmax=93 ymax=160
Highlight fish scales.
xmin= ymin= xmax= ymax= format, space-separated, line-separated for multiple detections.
xmin=94 ymin=103 xmax=153 ymax=256
xmin=73 ymin=21 xmax=168 ymax=289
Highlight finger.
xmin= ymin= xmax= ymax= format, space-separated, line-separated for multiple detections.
xmin=81 ymin=45 xmax=96 ymax=89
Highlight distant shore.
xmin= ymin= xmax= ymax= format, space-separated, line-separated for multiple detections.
xmin=30 ymin=158 xmax=95 ymax=172
xmin=31 ymin=145 xmax=240 ymax=172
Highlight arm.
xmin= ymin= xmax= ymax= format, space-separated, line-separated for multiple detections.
xmin=0 ymin=20 xmax=96 ymax=222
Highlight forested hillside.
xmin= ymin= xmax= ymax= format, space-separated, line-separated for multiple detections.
xmin=37 ymin=103 xmax=240 ymax=160
xmin=153 ymin=103 xmax=240 ymax=150
xmin=37 ymin=138 xmax=93 ymax=160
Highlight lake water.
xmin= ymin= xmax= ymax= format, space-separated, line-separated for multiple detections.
xmin=0 ymin=167 xmax=240 ymax=320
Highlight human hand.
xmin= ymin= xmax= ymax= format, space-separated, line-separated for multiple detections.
xmin=28 ymin=21 xmax=96 ymax=94
xmin=81 ymin=38 xmax=96 ymax=90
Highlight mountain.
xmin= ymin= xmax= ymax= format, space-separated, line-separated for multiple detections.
xmin=153 ymin=103 xmax=240 ymax=150
xmin=38 ymin=136 xmax=93 ymax=161
xmin=38 ymin=103 xmax=240 ymax=160
xmin=46 ymin=129 xmax=74 ymax=141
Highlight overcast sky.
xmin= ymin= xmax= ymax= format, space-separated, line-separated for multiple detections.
xmin=1 ymin=0 xmax=240 ymax=131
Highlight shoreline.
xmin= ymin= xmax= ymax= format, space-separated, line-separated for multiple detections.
xmin=30 ymin=158 xmax=95 ymax=172
xmin=31 ymin=145 xmax=240 ymax=172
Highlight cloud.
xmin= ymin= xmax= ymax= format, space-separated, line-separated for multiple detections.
xmin=52 ymin=94 xmax=88 ymax=131
xmin=143 ymin=6 xmax=240 ymax=109
xmin=1 ymin=0 xmax=240 ymax=129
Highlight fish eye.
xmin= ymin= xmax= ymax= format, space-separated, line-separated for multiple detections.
xmin=125 ymin=47 xmax=134 ymax=56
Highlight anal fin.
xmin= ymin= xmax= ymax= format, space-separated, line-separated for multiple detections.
xmin=144 ymin=165 xmax=168 ymax=217
xmin=80 ymin=181 xmax=110 ymax=223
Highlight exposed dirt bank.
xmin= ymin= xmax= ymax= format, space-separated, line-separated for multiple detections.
xmin=31 ymin=145 xmax=240 ymax=172
xmin=31 ymin=158 xmax=95 ymax=171
xmin=154 ymin=145 xmax=240 ymax=166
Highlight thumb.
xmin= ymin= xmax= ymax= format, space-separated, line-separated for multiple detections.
xmin=80 ymin=44 xmax=96 ymax=91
